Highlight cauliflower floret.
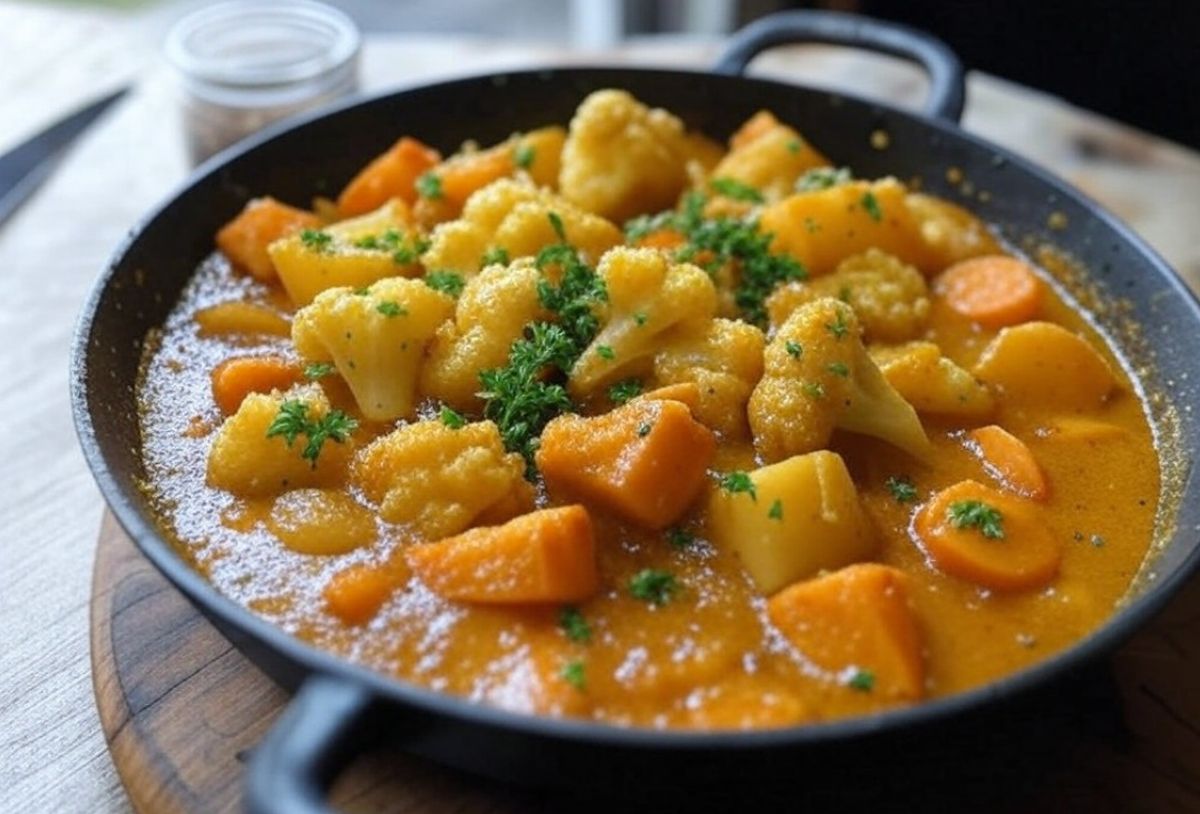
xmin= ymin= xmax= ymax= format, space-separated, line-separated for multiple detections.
xmin=748 ymin=298 xmax=930 ymax=462
xmin=559 ymin=89 xmax=693 ymax=222
xmin=421 ymin=179 xmax=620 ymax=277
xmin=421 ymin=260 xmax=546 ymax=410
xmin=870 ymin=341 xmax=995 ymax=418
xmin=652 ymin=318 xmax=766 ymax=440
xmin=708 ymin=111 xmax=831 ymax=202
xmin=207 ymin=383 xmax=353 ymax=496
xmin=766 ymin=249 xmax=930 ymax=343
xmin=292 ymin=277 xmax=454 ymax=422
xmin=569 ymin=247 xmax=717 ymax=398
xmin=351 ymin=419 xmax=532 ymax=539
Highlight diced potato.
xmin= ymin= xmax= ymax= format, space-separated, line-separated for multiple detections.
xmin=707 ymin=451 xmax=876 ymax=594
xmin=759 ymin=178 xmax=931 ymax=276
xmin=973 ymin=321 xmax=1117 ymax=411
xmin=266 ymin=489 xmax=377 ymax=555
xmin=870 ymin=341 xmax=995 ymax=419
xmin=405 ymin=505 xmax=598 ymax=603
xmin=768 ymin=563 xmax=925 ymax=701
xmin=195 ymin=301 xmax=291 ymax=338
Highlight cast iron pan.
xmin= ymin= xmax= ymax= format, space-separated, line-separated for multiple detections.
xmin=71 ymin=11 xmax=1200 ymax=813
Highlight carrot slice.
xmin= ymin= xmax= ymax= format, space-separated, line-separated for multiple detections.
xmin=768 ymin=564 xmax=924 ymax=702
xmin=323 ymin=563 xmax=396 ymax=625
xmin=337 ymin=136 xmax=441 ymax=216
xmin=405 ymin=506 xmax=598 ymax=604
xmin=913 ymin=480 xmax=1061 ymax=591
xmin=215 ymin=197 xmax=319 ymax=281
xmin=438 ymin=146 xmax=517 ymax=209
xmin=968 ymin=425 xmax=1049 ymax=500
xmin=635 ymin=229 xmax=687 ymax=251
xmin=210 ymin=355 xmax=303 ymax=415
xmin=536 ymin=399 xmax=716 ymax=530
xmin=935 ymin=255 xmax=1043 ymax=328
xmin=729 ymin=110 xmax=779 ymax=150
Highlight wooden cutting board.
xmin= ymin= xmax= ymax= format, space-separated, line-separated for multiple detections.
xmin=91 ymin=510 xmax=1200 ymax=813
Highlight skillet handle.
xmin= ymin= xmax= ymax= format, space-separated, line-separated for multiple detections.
xmin=713 ymin=10 xmax=966 ymax=123
xmin=245 ymin=676 xmax=382 ymax=814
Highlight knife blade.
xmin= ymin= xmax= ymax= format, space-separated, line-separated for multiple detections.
xmin=0 ymin=86 xmax=129 ymax=228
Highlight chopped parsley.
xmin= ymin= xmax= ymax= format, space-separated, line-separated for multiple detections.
xmin=826 ymin=309 xmax=851 ymax=339
xmin=633 ymin=311 xmax=648 ymax=326
xmin=535 ymin=238 xmax=608 ymax=352
xmin=827 ymin=361 xmax=850 ymax=377
xmin=299 ymin=228 xmax=333 ymax=252
xmin=303 ymin=362 xmax=335 ymax=380
xmin=513 ymin=142 xmax=536 ymax=169
xmin=803 ymin=381 xmax=826 ymax=399
xmin=561 ymin=660 xmax=586 ymax=690
xmin=637 ymin=422 xmax=653 ymax=438
xmin=885 ymin=476 xmax=918 ymax=504
xmin=424 ymin=270 xmax=465 ymax=297
xmin=351 ymin=228 xmax=426 ymax=263
xmin=547 ymin=211 xmax=566 ymax=241
xmin=595 ymin=344 xmax=616 ymax=360
xmin=719 ymin=471 xmax=757 ymax=501
xmin=709 ymin=177 xmax=764 ymax=203
xmin=265 ymin=399 xmax=357 ymax=466
xmin=629 ymin=569 xmax=678 ymax=605
xmin=847 ymin=668 xmax=875 ymax=692
xmin=439 ymin=405 xmax=466 ymax=429
xmin=608 ymin=378 xmax=643 ymax=405
xmin=786 ymin=138 xmax=803 ymax=155
xmin=796 ymin=166 xmax=852 ymax=192
xmin=480 ymin=246 xmax=510 ymax=267
xmin=768 ymin=498 xmax=784 ymax=521
xmin=861 ymin=190 xmax=883 ymax=222
xmin=785 ymin=340 xmax=803 ymax=359
xmin=667 ymin=527 xmax=695 ymax=549
xmin=376 ymin=300 xmax=407 ymax=318
xmin=416 ymin=171 xmax=443 ymax=200
xmin=948 ymin=500 xmax=1005 ymax=539
xmin=558 ymin=606 xmax=591 ymax=643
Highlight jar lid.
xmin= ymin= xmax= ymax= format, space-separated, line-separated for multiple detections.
xmin=165 ymin=0 xmax=360 ymax=97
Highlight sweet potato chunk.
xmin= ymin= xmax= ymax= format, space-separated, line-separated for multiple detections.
xmin=536 ymin=399 xmax=716 ymax=529
xmin=210 ymin=355 xmax=303 ymax=415
xmin=337 ymin=136 xmax=441 ymax=216
xmin=216 ymin=197 xmax=319 ymax=281
xmin=405 ymin=505 xmax=598 ymax=604
xmin=768 ymin=564 xmax=925 ymax=702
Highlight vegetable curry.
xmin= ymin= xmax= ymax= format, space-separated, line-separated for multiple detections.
xmin=139 ymin=89 xmax=1161 ymax=729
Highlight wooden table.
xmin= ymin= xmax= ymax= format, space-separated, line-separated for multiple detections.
xmin=2 ymin=2 xmax=1199 ymax=811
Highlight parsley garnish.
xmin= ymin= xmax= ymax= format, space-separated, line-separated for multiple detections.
xmin=637 ymin=422 xmax=653 ymax=438
xmin=826 ymin=309 xmax=850 ymax=339
xmin=719 ymin=471 xmax=756 ymax=501
xmin=561 ymin=660 xmax=586 ymax=690
xmin=303 ymin=362 xmax=335 ymax=380
xmin=786 ymin=138 xmax=803 ymax=154
xmin=265 ymin=399 xmax=357 ymax=466
xmin=885 ymin=476 xmax=918 ymax=504
xmin=547 ymin=211 xmax=566 ymax=241
xmin=629 ymin=569 xmax=678 ymax=605
xmin=595 ymin=345 xmax=615 ymax=360
xmin=803 ymin=381 xmax=826 ymax=399
xmin=513 ymin=142 xmax=536 ymax=169
xmin=861 ymin=190 xmax=883 ymax=222
xmin=376 ymin=300 xmax=407 ymax=317
xmin=948 ymin=500 xmax=1005 ymax=539
xmin=667 ymin=527 xmax=695 ymax=549
xmin=785 ymin=340 xmax=803 ymax=358
xmin=480 ymin=246 xmax=510 ymax=267
xmin=439 ymin=405 xmax=466 ymax=429
xmin=559 ymin=606 xmax=591 ymax=643
xmin=796 ymin=166 xmax=852 ymax=192
xmin=424 ymin=270 xmax=465 ymax=297
xmin=827 ymin=361 xmax=850 ymax=377
xmin=300 ymin=228 xmax=332 ymax=252
xmin=848 ymin=668 xmax=875 ymax=692
xmin=535 ymin=240 xmax=607 ymax=352
xmin=768 ymin=498 xmax=783 ymax=521
xmin=633 ymin=311 xmax=648 ymax=326
xmin=416 ymin=172 xmax=443 ymax=199
xmin=709 ymin=177 xmax=764 ymax=203
xmin=608 ymin=379 xmax=642 ymax=405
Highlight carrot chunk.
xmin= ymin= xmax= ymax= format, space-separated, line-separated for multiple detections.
xmin=215 ymin=197 xmax=319 ymax=281
xmin=935 ymin=255 xmax=1043 ymax=328
xmin=968 ymin=425 xmax=1049 ymax=500
xmin=323 ymin=563 xmax=396 ymax=625
xmin=729 ymin=110 xmax=780 ymax=150
xmin=768 ymin=564 xmax=925 ymax=702
xmin=210 ymin=355 xmax=303 ymax=415
xmin=634 ymin=229 xmax=687 ymax=251
xmin=437 ymin=146 xmax=516 ymax=209
xmin=337 ymin=136 xmax=441 ymax=216
xmin=536 ymin=399 xmax=716 ymax=530
xmin=913 ymin=480 xmax=1061 ymax=592
xmin=405 ymin=506 xmax=598 ymax=604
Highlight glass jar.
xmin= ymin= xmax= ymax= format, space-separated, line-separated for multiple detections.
xmin=165 ymin=0 xmax=360 ymax=165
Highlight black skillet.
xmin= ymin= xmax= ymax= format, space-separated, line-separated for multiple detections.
xmin=71 ymin=11 xmax=1200 ymax=813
